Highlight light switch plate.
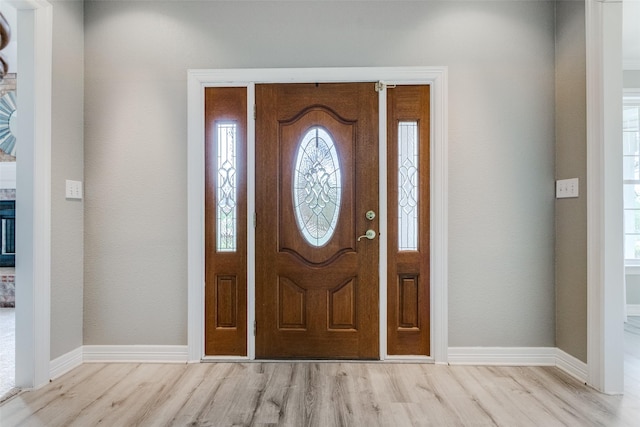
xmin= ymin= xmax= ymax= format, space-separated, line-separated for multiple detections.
xmin=556 ymin=178 xmax=579 ymax=199
xmin=66 ymin=180 xmax=83 ymax=200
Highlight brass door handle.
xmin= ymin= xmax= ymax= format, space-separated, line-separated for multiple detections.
xmin=357 ymin=229 xmax=377 ymax=241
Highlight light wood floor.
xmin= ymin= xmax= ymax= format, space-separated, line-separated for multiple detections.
xmin=1 ymin=359 xmax=639 ymax=427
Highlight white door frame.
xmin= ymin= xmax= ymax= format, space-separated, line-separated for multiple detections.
xmin=585 ymin=0 xmax=624 ymax=394
xmin=8 ymin=0 xmax=52 ymax=389
xmin=187 ymin=67 xmax=449 ymax=363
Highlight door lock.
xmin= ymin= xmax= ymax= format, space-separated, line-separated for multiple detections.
xmin=365 ymin=210 xmax=376 ymax=221
xmin=357 ymin=229 xmax=377 ymax=241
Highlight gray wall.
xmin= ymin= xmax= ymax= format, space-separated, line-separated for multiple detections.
xmin=83 ymin=1 xmax=557 ymax=348
xmin=50 ymin=0 xmax=84 ymax=360
xmin=624 ymin=70 xmax=640 ymax=88
xmin=554 ymin=1 xmax=587 ymax=362
xmin=627 ymin=275 xmax=640 ymax=305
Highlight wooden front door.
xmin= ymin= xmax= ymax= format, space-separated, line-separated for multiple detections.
xmin=255 ymin=83 xmax=379 ymax=359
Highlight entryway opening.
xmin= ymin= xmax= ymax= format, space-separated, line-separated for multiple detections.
xmin=187 ymin=68 xmax=448 ymax=363
xmin=0 ymin=2 xmax=17 ymax=401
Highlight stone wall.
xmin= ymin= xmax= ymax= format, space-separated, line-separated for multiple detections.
xmin=0 ymin=273 xmax=14 ymax=307
xmin=0 ymin=72 xmax=15 ymax=97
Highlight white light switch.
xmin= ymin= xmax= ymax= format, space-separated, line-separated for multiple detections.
xmin=556 ymin=178 xmax=579 ymax=199
xmin=66 ymin=180 xmax=83 ymax=200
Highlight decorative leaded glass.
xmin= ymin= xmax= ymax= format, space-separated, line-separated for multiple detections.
xmin=217 ymin=122 xmax=237 ymax=252
xmin=398 ymin=121 xmax=419 ymax=251
xmin=293 ymin=127 xmax=342 ymax=247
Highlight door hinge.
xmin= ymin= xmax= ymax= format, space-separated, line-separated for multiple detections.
xmin=253 ymin=212 xmax=257 ymax=228
xmin=253 ymin=105 xmax=256 ymax=120
xmin=253 ymin=320 xmax=257 ymax=336
xmin=375 ymin=82 xmax=396 ymax=92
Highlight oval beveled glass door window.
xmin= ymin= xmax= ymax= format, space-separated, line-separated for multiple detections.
xmin=293 ymin=127 xmax=342 ymax=247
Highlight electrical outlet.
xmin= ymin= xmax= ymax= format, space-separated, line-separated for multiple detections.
xmin=556 ymin=178 xmax=579 ymax=199
xmin=66 ymin=180 xmax=83 ymax=200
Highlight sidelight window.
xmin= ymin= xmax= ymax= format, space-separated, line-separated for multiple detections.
xmin=216 ymin=122 xmax=237 ymax=252
xmin=398 ymin=121 xmax=419 ymax=251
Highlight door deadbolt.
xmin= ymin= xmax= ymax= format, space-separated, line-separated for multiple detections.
xmin=365 ymin=210 xmax=376 ymax=221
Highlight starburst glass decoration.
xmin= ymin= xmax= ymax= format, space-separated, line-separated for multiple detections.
xmin=293 ymin=127 xmax=341 ymax=247
xmin=0 ymin=91 xmax=16 ymax=157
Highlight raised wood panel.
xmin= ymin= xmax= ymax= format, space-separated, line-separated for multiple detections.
xmin=215 ymin=276 xmax=237 ymax=328
xmin=328 ymin=278 xmax=357 ymax=330
xmin=398 ymin=275 xmax=419 ymax=329
xmin=278 ymin=277 xmax=307 ymax=330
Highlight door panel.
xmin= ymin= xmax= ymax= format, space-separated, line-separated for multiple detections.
xmin=256 ymin=83 xmax=379 ymax=359
xmin=204 ymin=87 xmax=247 ymax=356
xmin=387 ymin=85 xmax=431 ymax=356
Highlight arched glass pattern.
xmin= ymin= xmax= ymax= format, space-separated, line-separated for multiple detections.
xmin=293 ymin=127 xmax=341 ymax=247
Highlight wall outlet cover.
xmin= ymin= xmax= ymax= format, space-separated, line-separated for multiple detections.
xmin=556 ymin=178 xmax=579 ymax=199
xmin=65 ymin=180 xmax=83 ymax=200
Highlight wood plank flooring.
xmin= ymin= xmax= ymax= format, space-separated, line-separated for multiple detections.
xmin=2 ymin=360 xmax=639 ymax=427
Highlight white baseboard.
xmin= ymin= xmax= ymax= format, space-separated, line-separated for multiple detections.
xmin=51 ymin=345 xmax=588 ymax=383
xmin=555 ymin=348 xmax=588 ymax=383
xmin=448 ymin=347 xmax=556 ymax=366
xmin=49 ymin=346 xmax=83 ymax=380
xmin=627 ymin=304 xmax=640 ymax=316
xmin=83 ymin=345 xmax=188 ymax=363
xmin=448 ymin=347 xmax=588 ymax=383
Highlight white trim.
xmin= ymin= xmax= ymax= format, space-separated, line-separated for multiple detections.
xmin=448 ymin=347 xmax=557 ymax=366
xmin=54 ymin=346 xmax=587 ymax=381
xmin=187 ymin=67 xmax=448 ymax=362
xmin=429 ymin=69 xmax=449 ymax=364
xmin=624 ymin=61 xmax=640 ymax=71
xmin=384 ymin=355 xmax=433 ymax=363
xmin=246 ymin=84 xmax=256 ymax=361
xmin=627 ymin=305 xmax=640 ymax=316
xmin=7 ymin=0 xmax=50 ymax=9
xmin=555 ymin=348 xmax=589 ymax=384
xmin=448 ymin=347 xmax=587 ymax=383
xmin=83 ymin=346 xmax=189 ymax=363
xmin=586 ymin=0 xmax=603 ymax=391
xmin=378 ymin=84 xmax=388 ymax=360
xmin=13 ymin=0 xmax=52 ymax=391
xmin=202 ymin=356 xmax=252 ymax=363
xmin=49 ymin=347 xmax=83 ymax=381
xmin=624 ymin=88 xmax=640 ymax=102
xmin=586 ymin=0 xmax=625 ymax=394
xmin=626 ymin=265 xmax=640 ymax=276
xmin=186 ymin=73 xmax=205 ymax=363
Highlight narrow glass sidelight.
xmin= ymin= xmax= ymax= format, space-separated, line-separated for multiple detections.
xmin=217 ymin=122 xmax=237 ymax=252
xmin=293 ymin=127 xmax=342 ymax=247
xmin=398 ymin=121 xmax=419 ymax=251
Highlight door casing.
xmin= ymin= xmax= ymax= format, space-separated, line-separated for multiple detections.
xmin=187 ymin=67 xmax=449 ymax=363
